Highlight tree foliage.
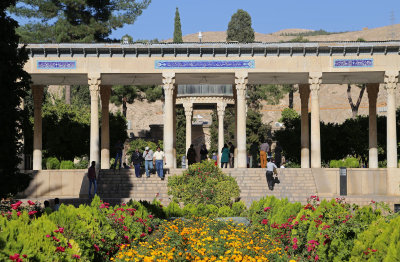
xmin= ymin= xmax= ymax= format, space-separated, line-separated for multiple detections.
xmin=226 ymin=9 xmax=255 ymax=43
xmin=10 ymin=0 xmax=151 ymax=43
xmin=0 ymin=0 xmax=31 ymax=197
xmin=173 ymin=7 xmax=183 ymax=43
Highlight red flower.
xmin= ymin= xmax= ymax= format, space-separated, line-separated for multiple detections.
xmin=148 ymin=227 xmax=152 ymax=233
xmin=11 ymin=201 xmax=22 ymax=210
xmin=68 ymin=242 xmax=72 ymax=248
xmin=140 ymin=233 xmax=146 ymax=238
xmin=72 ymin=254 xmax=81 ymax=259
xmin=28 ymin=211 xmax=37 ymax=216
xmin=9 ymin=253 xmax=20 ymax=261
xmin=58 ymin=227 xmax=64 ymax=233
xmin=261 ymin=219 xmax=268 ymax=225
xmin=46 ymin=234 xmax=50 ymax=238
xmin=16 ymin=211 xmax=21 ymax=217
xmin=56 ymin=246 xmax=65 ymax=252
xmin=148 ymin=215 xmax=153 ymax=219
xmin=22 ymin=255 xmax=27 ymax=258
xmin=27 ymin=200 xmax=35 ymax=206
xmin=93 ymin=244 xmax=99 ymax=252
xmin=264 ymin=207 xmax=271 ymax=211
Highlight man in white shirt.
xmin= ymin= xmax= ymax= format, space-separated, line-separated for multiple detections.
xmin=266 ymin=158 xmax=277 ymax=190
xmin=143 ymin=147 xmax=154 ymax=178
xmin=153 ymin=146 xmax=165 ymax=180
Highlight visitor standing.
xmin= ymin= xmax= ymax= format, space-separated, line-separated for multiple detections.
xmin=228 ymin=142 xmax=235 ymax=168
xmin=131 ymin=148 xmax=143 ymax=178
xmin=44 ymin=200 xmax=52 ymax=215
xmin=187 ymin=144 xmax=196 ymax=166
xmin=88 ymin=161 xmax=97 ymax=198
xmin=200 ymin=144 xmax=208 ymax=162
xmin=267 ymin=140 xmax=272 ymax=159
xmin=153 ymin=146 xmax=165 ymax=180
xmin=260 ymin=141 xmax=269 ymax=168
xmin=212 ymin=152 xmax=218 ymax=166
xmin=221 ymin=144 xmax=230 ymax=168
xmin=274 ymin=142 xmax=282 ymax=168
xmin=266 ymin=158 xmax=277 ymax=190
xmin=114 ymin=140 xmax=124 ymax=169
xmin=53 ymin=198 xmax=60 ymax=211
xmin=143 ymin=147 xmax=154 ymax=178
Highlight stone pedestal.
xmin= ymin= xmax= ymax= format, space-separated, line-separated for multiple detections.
xmin=385 ymin=72 xmax=399 ymax=168
xmin=101 ymin=85 xmax=111 ymax=169
xmin=89 ymin=74 xmax=101 ymax=168
xmin=309 ymin=73 xmax=322 ymax=168
xmin=299 ymin=84 xmax=310 ymax=168
xmin=235 ymin=72 xmax=248 ymax=168
xmin=367 ymin=84 xmax=379 ymax=168
xmin=32 ymin=85 xmax=44 ymax=170
xmin=163 ymin=72 xmax=175 ymax=168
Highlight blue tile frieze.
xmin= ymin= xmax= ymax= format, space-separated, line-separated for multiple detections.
xmin=333 ymin=59 xmax=373 ymax=68
xmin=37 ymin=61 xmax=76 ymax=69
xmin=155 ymin=60 xmax=255 ymax=69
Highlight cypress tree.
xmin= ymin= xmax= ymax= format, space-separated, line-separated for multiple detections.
xmin=0 ymin=0 xmax=31 ymax=196
xmin=226 ymin=9 xmax=255 ymax=43
xmin=173 ymin=7 xmax=183 ymax=43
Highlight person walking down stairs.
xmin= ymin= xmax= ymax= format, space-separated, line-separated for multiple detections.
xmin=260 ymin=141 xmax=269 ymax=168
xmin=266 ymin=158 xmax=277 ymax=191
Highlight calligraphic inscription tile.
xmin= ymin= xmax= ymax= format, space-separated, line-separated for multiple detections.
xmin=333 ymin=59 xmax=373 ymax=68
xmin=155 ymin=60 xmax=255 ymax=69
xmin=37 ymin=61 xmax=76 ymax=69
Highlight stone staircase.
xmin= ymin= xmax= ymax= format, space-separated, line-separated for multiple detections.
xmin=96 ymin=168 xmax=318 ymax=206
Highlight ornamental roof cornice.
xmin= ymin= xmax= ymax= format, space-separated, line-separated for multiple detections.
xmin=20 ymin=41 xmax=400 ymax=58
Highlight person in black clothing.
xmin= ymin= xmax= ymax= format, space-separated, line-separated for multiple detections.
xmin=274 ymin=142 xmax=282 ymax=168
xmin=228 ymin=142 xmax=235 ymax=168
xmin=200 ymin=144 xmax=208 ymax=162
xmin=131 ymin=148 xmax=143 ymax=177
xmin=187 ymin=144 xmax=196 ymax=166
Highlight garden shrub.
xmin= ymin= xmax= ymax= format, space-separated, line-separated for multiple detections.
xmin=167 ymin=161 xmax=240 ymax=207
xmin=232 ymin=201 xmax=247 ymax=216
xmin=74 ymin=158 xmax=89 ymax=169
xmin=182 ymin=204 xmax=196 ymax=217
xmin=46 ymin=157 xmax=60 ymax=169
xmin=194 ymin=203 xmax=210 ymax=217
xmin=345 ymin=157 xmax=360 ymax=168
xmin=60 ymin=160 xmax=75 ymax=169
xmin=350 ymin=215 xmax=400 ymax=261
xmin=217 ymin=206 xmax=234 ymax=217
xmin=206 ymin=204 xmax=219 ymax=218
xmin=329 ymin=160 xmax=344 ymax=168
xmin=164 ymin=201 xmax=183 ymax=218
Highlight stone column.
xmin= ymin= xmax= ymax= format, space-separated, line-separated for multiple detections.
xmin=183 ymin=101 xmax=193 ymax=163
xmin=32 ymin=85 xmax=44 ymax=170
xmin=217 ymin=102 xmax=227 ymax=166
xmin=89 ymin=74 xmax=101 ymax=168
xmin=309 ymin=72 xmax=322 ymax=168
xmin=367 ymin=84 xmax=379 ymax=168
xmin=385 ymin=71 xmax=399 ymax=168
xmin=163 ymin=72 xmax=175 ymax=168
xmin=235 ymin=72 xmax=248 ymax=168
xmin=100 ymin=85 xmax=111 ymax=169
xmin=299 ymin=84 xmax=310 ymax=168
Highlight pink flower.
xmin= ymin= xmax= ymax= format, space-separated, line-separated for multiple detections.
xmin=261 ymin=219 xmax=268 ymax=225
xmin=68 ymin=243 xmax=72 ymax=248
xmin=58 ymin=227 xmax=64 ymax=233
xmin=56 ymin=246 xmax=65 ymax=252
xmin=22 ymin=255 xmax=27 ymax=258
xmin=27 ymin=200 xmax=35 ymax=206
xmin=11 ymin=201 xmax=22 ymax=210
xmin=264 ymin=207 xmax=271 ymax=211
xmin=46 ymin=234 xmax=51 ymax=238
xmin=148 ymin=215 xmax=153 ymax=219
xmin=53 ymin=236 xmax=60 ymax=242
xmin=28 ymin=211 xmax=37 ymax=216
xmin=101 ymin=238 xmax=105 ymax=242
xmin=9 ymin=254 xmax=20 ymax=261
xmin=315 ymin=255 xmax=319 ymax=261
xmin=148 ymin=227 xmax=152 ymax=233
xmin=16 ymin=211 xmax=21 ymax=217
xmin=293 ymin=238 xmax=298 ymax=244
xmin=72 ymin=254 xmax=81 ymax=259
xmin=140 ymin=233 xmax=146 ymax=238
xmin=93 ymin=244 xmax=99 ymax=252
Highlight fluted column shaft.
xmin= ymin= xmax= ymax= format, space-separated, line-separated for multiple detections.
xmin=235 ymin=72 xmax=248 ymax=168
xmin=101 ymin=85 xmax=111 ymax=169
xmin=32 ymin=85 xmax=44 ymax=170
xmin=385 ymin=72 xmax=399 ymax=168
xmin=163 ymin=72 xmax=175 ymax=168
xmin=309 ymin=72 xmax=322 ymax=168
xmin=299 ymin=84 xmax=310 ymax=168
xmin=89 ymin=74 xmax=101 ymax=167
xmin=367 ymin=84 xmax=379 ymax=168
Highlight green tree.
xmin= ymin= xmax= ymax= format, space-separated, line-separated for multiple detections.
xmin=0 ymin=0 xmax=31 ymax=197
xmin=226 ymin=9 xmax=255 ymax=43
xmin=110 ymin=86 xmax=139 ymax=118
xmin=173 ymin=7 xmax=183 ymax=43
xmin=10 ymin=0 xmax=151 ymax=43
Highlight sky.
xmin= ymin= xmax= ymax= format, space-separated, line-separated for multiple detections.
xmin=13 ymin=0 xmax=400 ymax=41
xmin=108 ymin=0 xmax=400 ymax=41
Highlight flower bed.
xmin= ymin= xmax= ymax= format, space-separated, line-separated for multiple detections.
xmin=112 ymin=217 xmax=284 ymax=262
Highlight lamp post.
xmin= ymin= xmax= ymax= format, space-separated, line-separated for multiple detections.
xmin=198 ymin=31 xmax=202 ymax=43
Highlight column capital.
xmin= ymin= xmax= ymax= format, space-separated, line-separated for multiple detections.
xmin=217 ymin=101 xmax=227 ymax=116
xmin=309 ymin=72 xmax=322 ymax=96
xmin=162 ymin=72 xmax=176 ymax=96
xmin=235 ymin=72 xmax=248 ymax=98
xmin=88 ymin=73 xmax=101 ymax=87
xmin=183 ymin=102 xmax=193 ymax=116
xmin=384 ymin=71 xmax=399 ymax=92
xmin=100 ymin=85 xmax=111 ymax=105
